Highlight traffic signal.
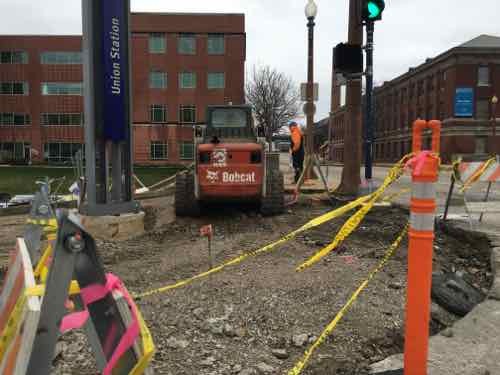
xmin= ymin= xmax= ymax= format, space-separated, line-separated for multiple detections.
xmin=333 ymin=43 xmax=363 ymax=75
xmin=362 ymin=0 xmax=385 ymax=22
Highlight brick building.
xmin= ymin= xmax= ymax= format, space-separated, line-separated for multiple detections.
xmin=329 ymin=35 xmax=500 ymax=163
xmin=0 ymin=12 xmax=245 ymax=165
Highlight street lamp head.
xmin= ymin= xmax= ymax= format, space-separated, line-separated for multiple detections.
xmin=305 ymin=0 xmax=318 ymax=19
xmin=492 ymin=95 xmax=499 ymax=105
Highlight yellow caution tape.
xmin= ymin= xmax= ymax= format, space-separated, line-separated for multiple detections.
xmin=34 ymin=241 xmax=53 ymax=280
xmin=0 ymin=294 xmax=27 ymax=360
xmin=459 ymin=157 xmax=497 ymax=193
xmin=129 ymin=305 xmax=156 ymax=375
xmin=26 ymin=218 xmax=58 ymax=233
xmin=288 ymin=224 xmax=409 ymax=375
xmin=380 ymin=188 xmax=411 ymax=203
xmin=26 ymin=280 xmax=81 ymax=297
xmin=133 ymin=194 xmax=373 ymax=299
xmin=296 ymin=155 xmax=411 ymax=272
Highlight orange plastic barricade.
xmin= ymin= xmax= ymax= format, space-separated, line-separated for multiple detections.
xmin=404 ymin=120 xmax=441 ymax=375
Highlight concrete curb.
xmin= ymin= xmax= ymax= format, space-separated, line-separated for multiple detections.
xmin=370 ymin=226 xmax=500 ymax=375
xmin=489 ymin=246 xmax=500 ymax=300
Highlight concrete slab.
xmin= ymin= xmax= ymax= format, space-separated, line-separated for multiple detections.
xmin=371 ymin=299 xmax=500 ymax=375
xmin=80 ymin=211 xmax=145 ymax=241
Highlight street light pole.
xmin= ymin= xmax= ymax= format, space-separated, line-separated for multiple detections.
xmin=491 ymin=95 xmax=498 ymax=155
xmin=364 ymin=21 xmax=375 ymax=190
xmin=305 ymin=0 xmax=317 ymax=178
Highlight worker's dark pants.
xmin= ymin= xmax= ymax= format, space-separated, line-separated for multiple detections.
xmin=292 ymin=152 xmax=304 ymax=183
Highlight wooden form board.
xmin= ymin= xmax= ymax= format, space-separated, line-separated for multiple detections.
xmin=0 ymin=239 xmax=41 ymax=375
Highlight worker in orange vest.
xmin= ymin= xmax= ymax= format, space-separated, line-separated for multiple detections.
xmin=289 ymin=122 xmax=304 ymax=183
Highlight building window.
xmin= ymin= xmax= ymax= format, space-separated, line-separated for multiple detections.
xmin=149 ymin=33 xmax=166 ymax=54
xmin=476 ymin=100 xmax=490 ymax=119
xmin=0 ymin=113 xmax=30 ymax=126
xmin=0 ymin=51 xmax=28 ymax=64
xmin=149 ymin=71 xmax=167 ymax=89
xmin=150 ymin=142 xmax=168 ymax=160
xmin=178 ymin=33 xmax=196 ymax=55
xmin=0 ymin=142 xmax=30 ymax=162
xmin=40 ymin=52 xmax=82 ymax=64
xmin=208 ymin=72 xmax=225 ymax=89
xmin=41 ymin=113 xmax=83 ymax=126
xmin=478 ymin=66 xmax=490 ymax=86
xmin=0 ymin=82 xmax=29 ymax=95
xmin=41 ymin=82 xmax=83 ymax=96
xmin=179 ymin=142 xmax=194 ymax=160
xmin=179 ymin=72 xmax=196 ymax=89
xmin=207 ymin=34 xmax=225 ymax=55
xmin=43 ymin=142 xmax=83 ymax=164
xmin=179 ymin=105 xmax=196 ymax=123
xmin=150 ymin=105 xmax=167 ymax=123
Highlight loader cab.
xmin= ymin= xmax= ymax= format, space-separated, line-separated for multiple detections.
xmin=204 ymin=105 xmax=256 ymax=143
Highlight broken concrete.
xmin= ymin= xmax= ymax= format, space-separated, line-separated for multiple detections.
xmin=371 ymin=224 xmax=500 ymax=375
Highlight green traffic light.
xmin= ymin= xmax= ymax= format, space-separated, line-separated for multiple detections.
xmin=367 ymin=2 xmax=381 ymax=19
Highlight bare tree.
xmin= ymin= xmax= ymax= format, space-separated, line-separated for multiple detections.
xmin=246 ymin=65 xmax=300 ymax=143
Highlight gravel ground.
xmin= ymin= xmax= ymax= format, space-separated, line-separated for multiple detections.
xmin=0 ymin=198 xmax=492 ymax=375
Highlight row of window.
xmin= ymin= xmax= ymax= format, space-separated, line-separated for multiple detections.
xmin=0 ymin=34 xmax=225 ymax=66
xmin=149 ymin=33 xmax=224 ymax=55
xmin=150 ymin=105 xmax=197 ymax=123
xmin=41 ymin=113 xmax=83 ymax=126
xmin=0 ymin=113 xmax=31 ymax=126
xmin=0 ymin=107 xmax=195 ymax=126
xmin=150 ymin=71 xmax=225 ymax=89
xmin=1 ymin=51 xmax=82 ymax=65
xmin=150 ymin=141 xmax=194 ymax=160
xmin=0 ymin=142 xmax=29 ymax=162
xmin=43 ymin=142 xmax=84 ymax=163
xmin=0 ymin=73 xmax=225 ymax=96
xmin=41 ymin=141 xmax=194 ymax=162
xmin=0 ymin=51 xmax=28 ymax=64
xmin=0 ymin=82 xmax=82 ymax=96
xmin=0 ymin=82 xmax=29 ymax=95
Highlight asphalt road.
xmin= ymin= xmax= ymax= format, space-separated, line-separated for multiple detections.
xmin=279 ymin=152 xmax=500 ymax=226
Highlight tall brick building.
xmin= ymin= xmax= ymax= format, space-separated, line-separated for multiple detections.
xmin=0 ymin=12 xmax=246 ymax=165
xmin=329 ymin=35 xmax=500 ymax=163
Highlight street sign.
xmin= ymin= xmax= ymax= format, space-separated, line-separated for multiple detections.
xmin=301 ymin=83 xmax=319 ymax=102
xmin=455 ymin=87 xmax=474 ymax=117
xmin=102 ymin=0 xmax=127 ymax=141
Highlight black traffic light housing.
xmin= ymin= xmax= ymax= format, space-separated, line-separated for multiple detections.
xmin=361 ymin=0 xmax=385 ymax=22
xmin=333 ymin=43 xmax=363 ymax=75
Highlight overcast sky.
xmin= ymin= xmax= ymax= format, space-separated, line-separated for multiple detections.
xmin=1 ymin=0 xmax=499 ymax=122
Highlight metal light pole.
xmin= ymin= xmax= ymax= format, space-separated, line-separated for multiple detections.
xmin=491 ymin=95 xmax=498 ymax=155
xmin=364 ymin=21 xmax=375 ymax=190
xmin=305 ymin=0 xmax=317 ymax=177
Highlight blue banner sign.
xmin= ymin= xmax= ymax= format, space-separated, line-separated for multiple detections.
xmin=454 ymin=87 xmax=474 ymax=118
xmin=102 ymin=0 xmax=126 ymax=141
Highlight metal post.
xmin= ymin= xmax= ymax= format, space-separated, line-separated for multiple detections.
xmin=306 ymin=16 xmax=316 ymax=176
xmin=442 ymin=174 xmax=455 ymax=221
xmin=364 ymin=21 xmax=375 ymax=190
xmin=491 ymin=97 xmax=498 ymax=155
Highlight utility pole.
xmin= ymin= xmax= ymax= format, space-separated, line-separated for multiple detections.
xmin=337 ymin=0 xmax=363 ymax=196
